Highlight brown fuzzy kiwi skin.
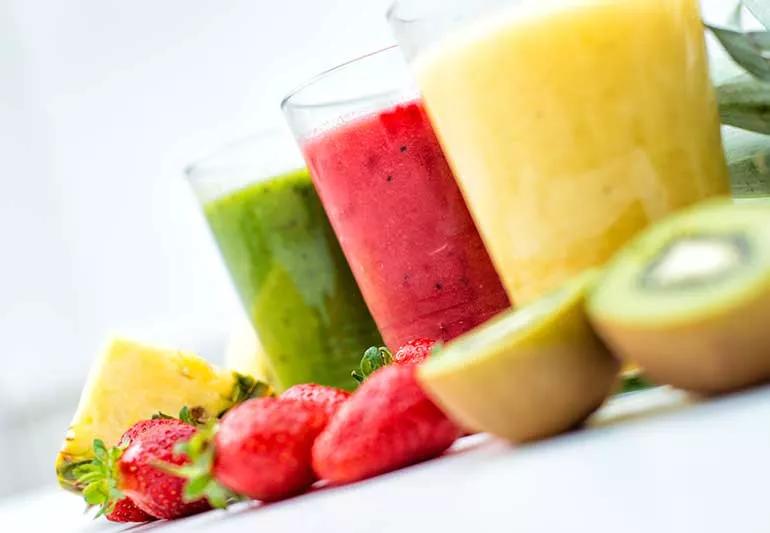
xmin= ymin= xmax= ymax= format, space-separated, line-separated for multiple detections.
xmin=418 ymin=296 xmax=620 ymax=444
xmin=591 ymin=288 xmax=770 ymax=395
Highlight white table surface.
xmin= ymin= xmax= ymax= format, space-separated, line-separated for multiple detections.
xmin=4 ymin=384 xmax=770 ymax=533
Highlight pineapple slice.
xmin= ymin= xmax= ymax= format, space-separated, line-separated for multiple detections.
xmin=55 ymin=337 xmax=254 ymax=491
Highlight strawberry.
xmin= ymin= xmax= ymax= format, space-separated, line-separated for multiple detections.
xmin=118 ymin=420 xmax=211 ymax=519
xmin=393 ymin=338 xmax=436 ymax=366
xmin=213 ymin=398 xmax=328 ymax=502
xmin=313 ymin=364 xmax=460 ymax=484
xmin=104 ymin=418 xmax=184 ymax=522
xmin=74 ymin=418 xmax=210 ymax=522
xmin=351 ymin=340 xmax=438 ymax=384
xmin=105 ymin=497 xmax=155 ymax=523
xmin=281 ymin=384 xmax=351 ymax=417
xmin=73 ymin=417 xmax=184 ymax=523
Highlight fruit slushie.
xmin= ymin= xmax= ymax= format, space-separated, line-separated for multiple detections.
xmin=395 ymin=0 xmax=730 ymax=303
xmin=202 ymin=168 xmax=382 ymax=391
xmin=297 ymin=100 xmax=511 ymax=349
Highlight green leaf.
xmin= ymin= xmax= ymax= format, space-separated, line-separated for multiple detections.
xmin=184 ymin=474 xmax=211 ymax=499
xmin=203 ymin=483 xmax=235 ymax=509
xmin=707 ymin=25 xmax=770 ymax=81
xmin=82 ymin=483 xmax=107 ymax=506
xmin=724 ymin=126 xmax=770 ymax=198
xmin=161 ymin=422 xmax=240 ymax=509
xmin=351 ymin=346 xmax=393 ymax=385
xmin=228 ymin=373 xmax=272 ymax=410
xmin=92 ymin=440 xmax=107 ymax=461
xmin=74 ymin=440 xmax=124 ymax=517
xmin=728 ymin=1 xmax=744 ymax=29
xmin=717 ymin=75 xmax=770 ymax=133
xmin=743 ymin=0 xmax=770 ymax=30
xmin=178 ymin=406 xmax=193 ymax=425
xmin=616 ymin=374 xmax=656 ymax=395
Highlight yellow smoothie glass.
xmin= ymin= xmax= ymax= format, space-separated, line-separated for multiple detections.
xmin=388 ymin=0 xmax=730 ymax=304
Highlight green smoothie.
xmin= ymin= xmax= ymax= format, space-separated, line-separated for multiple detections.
xmin=204 ymin=168 xmax=382 ymax=391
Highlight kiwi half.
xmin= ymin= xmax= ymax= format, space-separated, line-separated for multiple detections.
xmin=418 ymin=272 xmax=619 ymax=443
xmin=588 ymin=199 xmax=770 ymax=394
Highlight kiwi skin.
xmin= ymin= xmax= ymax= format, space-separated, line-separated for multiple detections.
xmin=591 ymin=289 xmax=770 ymax=395
xmin=588 ymin=200 xmax=770 ymax=395
xmin=417 ymin=277 xmax=620 ymax=444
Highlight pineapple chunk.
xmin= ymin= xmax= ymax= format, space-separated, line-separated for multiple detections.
xmin=55 ymin=337 xmax=239 ymax=491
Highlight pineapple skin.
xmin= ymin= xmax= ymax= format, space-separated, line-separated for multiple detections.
xmin=55 ymin=337 xmax=238 ymax=491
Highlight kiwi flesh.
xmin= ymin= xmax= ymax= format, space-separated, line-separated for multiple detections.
xmin=588 ymin=199 xmax=770 ymax=394
xmin=417 ymin=272 xmax=620 ymax=443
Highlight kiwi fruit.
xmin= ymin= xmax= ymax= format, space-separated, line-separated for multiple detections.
xmin=588 ymin=199 xmax=770 ymax=394
xmin=417 ymin=271 xmax=620 ymax=443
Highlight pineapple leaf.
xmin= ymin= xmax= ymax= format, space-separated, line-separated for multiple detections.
xmin=717 ymin=75 xmax=770 ymax=134
xmin=743 ymin=0 xmax=770 ymax=30
xmin=707 ymin=25 xmax=770 ymax=82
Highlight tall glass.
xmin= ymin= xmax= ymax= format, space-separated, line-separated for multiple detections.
xmin=389 ymin=0 xmax=731 ymax=304
xmin=282 ymin=47 xmax=510 ymax=351
xmin=186 ymin=131 xmax=382 ymax=391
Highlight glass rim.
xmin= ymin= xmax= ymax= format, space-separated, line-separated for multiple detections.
xmin=387 ymin=0 xmax=744 ymax=27
xmin=184 ymin=129 xmax=288 ymax=182
xmin=280 ymin=44 xmax=406 ymax=112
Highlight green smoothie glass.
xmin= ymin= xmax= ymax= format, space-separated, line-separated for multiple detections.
xmin=186 ymin=130 xmax=382 ymax=391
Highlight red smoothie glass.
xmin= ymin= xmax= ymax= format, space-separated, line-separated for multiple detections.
xmin=282 ymin=46 xmax=510 ymax=350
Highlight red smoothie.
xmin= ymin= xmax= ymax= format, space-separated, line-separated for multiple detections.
xmin=301 ymin=100 xmax=510 ymax=349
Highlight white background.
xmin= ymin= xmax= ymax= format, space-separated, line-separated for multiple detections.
xmin=0 ymin=0 xmax=740 ymax=498
xmin=0 ymin=0 xmax=392 ymax=496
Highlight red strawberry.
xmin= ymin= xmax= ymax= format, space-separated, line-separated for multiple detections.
xmin=119 ymin=420 xmax=211 ymax=519
xmin=281 ymin=384 xmax=351 ymax=418
xmin=313 ymin=364 xmax=460 ymax=484
xmin=74 ymin=418 xmax=186 ymax=523
xmin=105 ymin=497 xmax=154 ymax=523
xmin=211 ymin=398 xmax=328 ymax=502
xmin=103 ymin=418 xmax=179 ymax=522
xmin=393 ymin=338 xmax=436 ymax=366
xmin=118 ymin=417 xmax=181 ymax=446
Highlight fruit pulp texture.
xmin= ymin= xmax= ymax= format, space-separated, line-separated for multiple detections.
xmin=204 ymin=169 xmax=382 ymax=391
xmin=301 ymin=101 xmax=511 ymax=350
xmin=414 ymin=0 xmax=731 ymax=304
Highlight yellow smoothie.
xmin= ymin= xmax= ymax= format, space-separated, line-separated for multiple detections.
xmin=414 ymin=0 xmax=730 ymax=304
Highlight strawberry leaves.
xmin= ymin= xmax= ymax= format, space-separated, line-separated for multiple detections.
xmin=169 ymin=424 xmax=239 ymax=509
xmin=72 ymin=439 xmax=124 ymax=518
xmin=351 ymin=346 xmax=393 ymax=384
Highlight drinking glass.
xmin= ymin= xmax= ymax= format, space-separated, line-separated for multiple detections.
xmin=388 ymin=0 xmax=731 ymax=304
xmin=282 ymin=47 xmax=510 ymax=350
xmin=186 ymin=130 xmax=382 ymax=391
